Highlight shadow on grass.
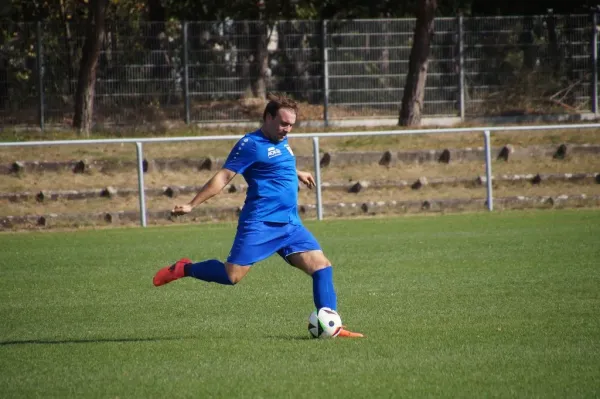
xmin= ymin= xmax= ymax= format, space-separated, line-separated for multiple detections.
xmin=266 ymin=335 xmax=314 ymax=341
xmin=0 ymin=336 xmax=190 ymax=346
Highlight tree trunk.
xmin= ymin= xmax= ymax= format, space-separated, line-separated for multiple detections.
xmin=146 ymin=0 xmax=170 ymax=105
xmin=73 ymin=0 xmax=108 ymax=136
xmin=399 ymin=0 xmax=437 ymax=126
xmin=250 ymin=21 xmax=269 ymax=98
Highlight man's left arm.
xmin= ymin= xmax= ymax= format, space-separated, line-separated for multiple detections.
xmin=297 ymin=170 xmax=315 ymax=189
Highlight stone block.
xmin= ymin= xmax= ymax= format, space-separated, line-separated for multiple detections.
xmin=411 ymin=177 xmax=428 ymax=190
xmin=0 ymin=217 xmax=13 ymax=229
xmin=348 ymin=181 xmax=369 ymax=193
xmin=497 ymin=145 xmax=514 ymax=161
xmin=421 ymin=200 xmax=441 ymax=211
xmin=320 ymin=153 xmax=331 ymax=168
xmin=199 ymin=157 xmax=214 ymax=171
xmin=553 ymin=144 xmax=567 ymax=160
xmin=36 ymin=191 xmax=49 ymax=202
xmin=542 ymin=197 xmax=555 ymax=206
xmin=438 ymin=149 xmax=451 ymax=164
xmin=379 ymin=151 xmax=395 ymax=167
xmin=73 ymin=160 xmax=87 ymax=174
xmin=100 ymin=186 xmax=118 ymax=198
xmin=11 ymin=161 xmax=25 ymax=174
xmin=163 ymin=186 xmax=180 ymax=198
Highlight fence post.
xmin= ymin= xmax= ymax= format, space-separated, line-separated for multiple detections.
xmin=322 ymin=20 xmax=329 ymax=127
xmin=483 ymin=130 xmax=493 ymax=211
xmin=135 ymin=142 xmax=148 ymax=227
xmin=182 ymin=21 xmax=191 ymax=124
xmin=592 ymin=12 xmax=598 ymax=115
xmin=36 ymin=21 xmax=45 ymax=131
xmin=312 ymin=136 xmax=323 ymax=220
xmin=458 ymin=14 xmax=465 ymax=120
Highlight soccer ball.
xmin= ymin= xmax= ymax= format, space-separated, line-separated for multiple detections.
xmin=308 ymin=307 xmax=342 ymax=338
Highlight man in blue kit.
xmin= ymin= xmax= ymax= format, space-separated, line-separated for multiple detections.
xmin=153 ymin=93 xmax=363 ymax=338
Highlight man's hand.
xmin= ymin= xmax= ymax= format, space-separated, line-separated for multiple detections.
xmin=298 ymin=170 xmax=316 ymax=189
xmin=171 ymin=204 xmax=193 ymax=216
xmin=170 ymin=168 xmax=237 ymax=217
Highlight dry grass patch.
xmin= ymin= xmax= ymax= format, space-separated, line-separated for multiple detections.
xmin=2 ymin=124 xmax=600 ymax=226
xmin=2 ymin=126 xmax=600 ymax=161
xmin=3 ymin=182 xmax=599 ymax=218
xmin=2 ymin=155 xmax=598 ymax=193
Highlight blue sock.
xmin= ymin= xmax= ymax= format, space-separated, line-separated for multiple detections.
xmin=184 ymin=259 xmax=233 ymax=285
xmin=312 ymin=266 xmax=337 ymax=310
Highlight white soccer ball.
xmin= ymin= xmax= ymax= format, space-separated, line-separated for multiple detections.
xmin=308 ymin=307 xmax=342 ymax=338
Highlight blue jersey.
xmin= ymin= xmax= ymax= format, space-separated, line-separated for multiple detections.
xmin=223 ymin=129 xmax=301 ymax=224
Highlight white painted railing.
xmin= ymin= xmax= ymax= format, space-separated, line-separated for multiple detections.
xmin=2 ymin=123 xmax=599 ymax=227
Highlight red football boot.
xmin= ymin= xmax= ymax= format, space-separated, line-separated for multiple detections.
xmin=337 ymin=327 xmax=365 ymax=338
xmin=153 ymin=258 xmax=192 ymax=287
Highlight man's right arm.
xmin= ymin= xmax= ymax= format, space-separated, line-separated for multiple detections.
xmin=171 ymin=168 xmax=237 ymax=215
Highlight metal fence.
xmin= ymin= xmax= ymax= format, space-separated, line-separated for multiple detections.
xmin=0 ymin=14 xmax=596 ymax=128
xmin=2 ymin=122 xmax=599 ymax=226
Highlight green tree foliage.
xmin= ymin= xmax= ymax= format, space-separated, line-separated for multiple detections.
xmin=2 ymin=0 xmax=597 ymax=130
xmin=4 ymin=0 xmax=597 ymax=22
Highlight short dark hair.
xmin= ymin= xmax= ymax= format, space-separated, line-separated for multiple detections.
xmin=262 ymin=93 xmax=298 ymax=121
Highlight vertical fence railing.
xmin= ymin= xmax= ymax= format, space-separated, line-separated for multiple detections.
xmin=483 ymin=130 xmax=493 ymax=211
xmin=323 ymin=48 xmax=330 ymax=127
xmin=182 ymin=21 xmax=191 ymax=125
xmin=457 ymin=15 xmax=465 ymax=121
xmin=36 ymin=21 xmax=45 ymax=131
xmin=322 ymin=20 xmax=330 ymax=127
xmin=592 ymin=13 xmax=598 ymax=115
xmin=312 ymin=137 xmax=323 ymax=220
xmin=135 ymin=142 xmax=147 ymax=227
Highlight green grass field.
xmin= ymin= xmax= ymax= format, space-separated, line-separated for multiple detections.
xmin=1 ymin=210 xmax=599 ymax=398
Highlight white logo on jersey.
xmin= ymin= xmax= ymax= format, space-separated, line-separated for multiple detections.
xmin=267 ymin=146 xmax=282 ymax=158
xmin=284 ymin=144 xmax=294 ymax=156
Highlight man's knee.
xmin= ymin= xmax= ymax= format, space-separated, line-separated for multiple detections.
xmin=309 ymin=261 xmax=331 ymax=274
xmin=225 ymin=262 xmax=251 ymax=284
xmin=288 ymin=251 xmax=331 ymax=275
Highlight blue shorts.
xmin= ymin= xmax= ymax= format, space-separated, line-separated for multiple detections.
xmin=226 ymin=221 xmax=321 ymax=266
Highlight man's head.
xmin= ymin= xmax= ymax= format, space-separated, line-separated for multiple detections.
xmin=261 ymin=93 xmax=298 ymax=142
